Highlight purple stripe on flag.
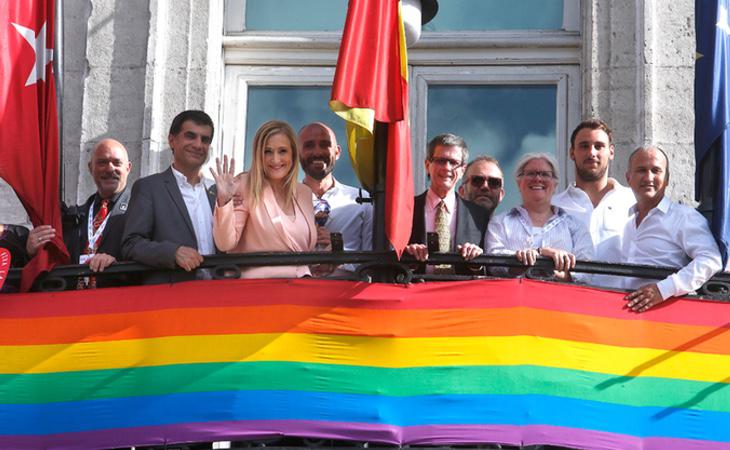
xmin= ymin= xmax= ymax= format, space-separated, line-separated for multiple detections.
xmin=0 ymin=421 xmax=728 ymax=450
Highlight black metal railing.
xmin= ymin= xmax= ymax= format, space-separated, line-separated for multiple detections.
xmin=5 ymin=251 xmax=730 ymax=301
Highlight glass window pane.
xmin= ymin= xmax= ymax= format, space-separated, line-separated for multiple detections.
xmin=245 ymin=0 xmax=346 ymax=31
xmin=424 ymin=0 xmax=564 ymax=31
xmin=426 ymin=85 xmax=557 ymax=214
xmin=243 ymin=0 xmax=563 ymax=32
xmin=244 ymin=86 xmax=359 ymax=188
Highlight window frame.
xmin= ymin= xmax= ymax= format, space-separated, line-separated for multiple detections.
xmin=410 ymin=65 xmax=581 ymax=189
xmin=221 ymin=0 xmax=583 ymax=189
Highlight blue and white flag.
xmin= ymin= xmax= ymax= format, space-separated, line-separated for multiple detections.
xmin=695 ymin=0 xmax=730 ymax=266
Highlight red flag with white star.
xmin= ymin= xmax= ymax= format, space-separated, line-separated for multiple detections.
xmin=0 ymin=1 xmax=69 ymax=291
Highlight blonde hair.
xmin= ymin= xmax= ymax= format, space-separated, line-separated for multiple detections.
xmin=248 ymin=120 xmax=300 ymax=209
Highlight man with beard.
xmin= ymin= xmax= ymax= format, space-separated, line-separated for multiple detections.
xmin=298 ymin=122 xmax=372 ymax=276
xmin=552 ymin=119 xmax=635 ymax=283
xmin=458 ymin=156 xmax=505 ymax=217
xmin=25 ymin=138 xmax=132 ymax=287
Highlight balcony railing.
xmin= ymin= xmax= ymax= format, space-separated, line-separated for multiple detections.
xmin=6 ymin=251 xmax=730 ymax=301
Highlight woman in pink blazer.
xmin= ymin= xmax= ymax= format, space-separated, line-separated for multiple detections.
xmin=211 ymin=120 xmax=317 ymax=278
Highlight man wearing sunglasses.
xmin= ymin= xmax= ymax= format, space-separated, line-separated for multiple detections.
xmin=458 ymin=156 xmax=505 ymax=216
xmin=552 ymin=119 xmax=636 ymax=287
xmin=406 ymin=134 xmax=488 ymax=273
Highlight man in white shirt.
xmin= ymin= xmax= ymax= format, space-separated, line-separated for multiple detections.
xmin=122 ymin=110 xmax=217 ymax=283
xmin=552 ymin=119 xmax=636 ymax=265
xmin=298 ymin=122 xmax=373 ymax=276
xmin=623 ymin=146 xmax=722 ymax=312
xmin=406 ymin=134 xmax=487 ymax=272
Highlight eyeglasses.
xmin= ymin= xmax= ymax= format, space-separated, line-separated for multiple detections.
xmin=430 ymin=157 xmax=464 ymax=168
xmin=519 ymin=170 xmax=555 ymax=180
xmin=469 ymin=175 xmax=503 ymax=189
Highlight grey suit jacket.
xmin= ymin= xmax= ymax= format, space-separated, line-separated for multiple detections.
xmin=121 ymin=167 xmax=216 ymax=283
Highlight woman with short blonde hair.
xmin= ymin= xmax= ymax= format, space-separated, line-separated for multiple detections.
xmin=212 ymin=120 xmax=317 ymax=279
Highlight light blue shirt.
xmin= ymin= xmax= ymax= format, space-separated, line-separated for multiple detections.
xmin=486 ymin=205 xmax=594 ymax=281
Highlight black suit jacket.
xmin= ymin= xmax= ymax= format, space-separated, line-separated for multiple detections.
xmin=0 ymin=224 xmax=30 ymax=268
xmin=60 ymin=188 xmax=131 ymax=288
xmin=62 ymin=187 xmax=131 ymax=264
xmin=408 ymin=191 xmax=489 ymax=274
xmin=121 ymin=167 xmax=217 ymax=284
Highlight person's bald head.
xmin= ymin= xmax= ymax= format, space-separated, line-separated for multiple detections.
xmin=88 ymin=139 xmax=132 ymax=199
xmin=298 ymin=122 xmax=341 ymax=181
xmin=626 ymin=146 xmax=669 ymax=206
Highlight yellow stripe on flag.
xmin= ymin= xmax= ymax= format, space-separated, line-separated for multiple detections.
xmin=2 ymin=333 xmax=729 ymax=383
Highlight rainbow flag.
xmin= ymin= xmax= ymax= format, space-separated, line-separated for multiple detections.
xmin=0 ymin=278 xmax=729 ymax=449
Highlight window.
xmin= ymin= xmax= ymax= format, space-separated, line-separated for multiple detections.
xmin=222 ymin=0 xmax=581 ymax=211
xmin=228 ymin=0 xmax=576 ymax=32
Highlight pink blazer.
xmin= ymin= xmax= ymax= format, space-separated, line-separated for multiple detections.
xmin=213 ymin=173 xmax=317 ymax=278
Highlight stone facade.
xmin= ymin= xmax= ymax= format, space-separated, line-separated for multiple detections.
xmin=0 ymin=0 xmax=697 ymax=222
xmin=584 ymin=0 xmax=696 ymax=204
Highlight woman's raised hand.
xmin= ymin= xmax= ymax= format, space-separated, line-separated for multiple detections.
xmin=210 ymin=155 xmax=239 ymax=206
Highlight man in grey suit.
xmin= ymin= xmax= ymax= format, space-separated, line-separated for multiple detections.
xmin=122 ymin=110 xmax=217 ymax=283
xmin=406 ymin=133 xmax=487 ymax=274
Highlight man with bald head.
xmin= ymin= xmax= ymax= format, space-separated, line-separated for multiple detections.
xmin=622 ymin=146 xmax=721 ymax=312
xmin=26 ymin=139 xmax=132 ymax=282
xmin=298 ymin=122 xmax=372 ymax=276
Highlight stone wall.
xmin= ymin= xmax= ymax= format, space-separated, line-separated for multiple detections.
xmin=0 ymin=0 xmax=698 ymax=221
xmin=584 ymin=0 xmax=696 ymax=203
xmin=0 ymin=0 xmax=222 ymax=223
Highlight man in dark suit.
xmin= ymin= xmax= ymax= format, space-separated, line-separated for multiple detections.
xmin=121 ymin=110 xmax=217 ymax=284
xmin=25 ymin=138 xmax=132 ymax=286
xmin=406 ymin=134 xmax=488 ymax=273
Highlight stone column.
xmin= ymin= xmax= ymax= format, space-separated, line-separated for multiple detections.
xmin=583 ymin=0 xmax=695 ymax=203
xmin=140 ymin=0 xmax=223 ymax=177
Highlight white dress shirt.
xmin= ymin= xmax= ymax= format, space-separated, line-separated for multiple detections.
xmin=620 ymin=196 xmax=722 ymax=299
xmin=171 ymin=166 xmax=215 ymax=255
xmin=552 ymin=180 xmax=636 ymax=288
xmin=552 ymin=179 xmax=635 ymax=263
xmin=425 ymin=189 xmax=457 ymax=250
xmin=314 ymin=180 xmax=373 ymax=274
xmin=315 ymin=180 xmax=373 ymax=252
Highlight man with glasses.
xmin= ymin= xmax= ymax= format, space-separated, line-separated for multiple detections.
xmin=458 ymin=156 xmax=505 ymax=216
xmin=406 ymin=134 xmax=487 ymax=272
xmin=298 ymin=122 xmax=372 ymax=276
xmin=552 ymin=119 xmax=636 ymax=286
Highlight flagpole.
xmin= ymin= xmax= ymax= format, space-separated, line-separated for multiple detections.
xmin=372 ymin=121 xmax=389 ymax=252
xmin=55 ymin=0 xmax=64 ymax=200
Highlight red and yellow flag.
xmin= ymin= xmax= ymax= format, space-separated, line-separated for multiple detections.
xmin=330 ymin=0 xmax=413 ymax=256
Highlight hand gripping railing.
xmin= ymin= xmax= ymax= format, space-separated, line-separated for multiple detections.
xmin=4 ymin=251 xmax=730 ymax=301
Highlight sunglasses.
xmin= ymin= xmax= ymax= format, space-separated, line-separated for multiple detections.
xmin=469 ymin=175 xmax=503 ymax=189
